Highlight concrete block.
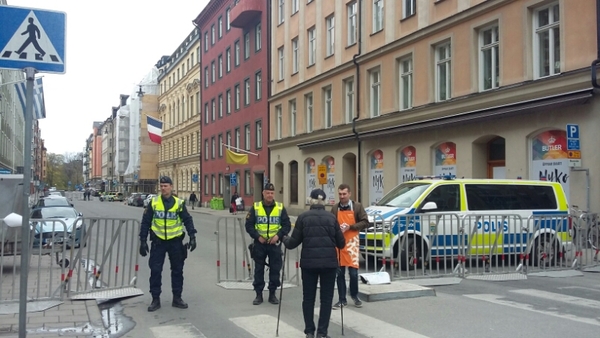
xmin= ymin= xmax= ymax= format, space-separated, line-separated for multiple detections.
xmin=358 ymin=281 xmax=436 ymax=302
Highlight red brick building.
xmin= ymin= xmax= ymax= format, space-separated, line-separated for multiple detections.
xmin=194 ymin=0 xmax=269 ymax=208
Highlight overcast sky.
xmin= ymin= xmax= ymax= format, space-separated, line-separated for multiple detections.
xmin=10 ymin=0 xmax=209 ymax=155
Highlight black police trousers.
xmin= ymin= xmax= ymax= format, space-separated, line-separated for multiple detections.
xmin=252 ymin=241 xmax=282 ymax=292
xmin=149 ymin=236 xmax=186 ymax=298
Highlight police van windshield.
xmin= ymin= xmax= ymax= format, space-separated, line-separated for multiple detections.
xmin=377 ymin=183 xmax=431 ymax=208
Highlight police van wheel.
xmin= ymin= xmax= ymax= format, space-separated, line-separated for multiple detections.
xmin=532 ymin=234 xmax=558 ymax=267
xmin=399 ymin=237 xmax=424 ymax=271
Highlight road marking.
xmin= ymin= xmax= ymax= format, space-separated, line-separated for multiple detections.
xmin=150 ymin=323 xmax=207 ymax=338
xmin=510 ymin=289 xmax=600 ymax=309
xmin=230 ymin=314 xmax=305 ymax=338
xmin=465 ymin=294 xmax=600 ymax=327
xmin=558 ymin=286 xmax=600 ymax=294
xmin=321 ymin=307 xmax=431 ymax=338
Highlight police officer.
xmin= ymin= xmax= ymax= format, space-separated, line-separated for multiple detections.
xmin=139 ymin=176 xmax=197 ymax=312
xmin=245 ymin=183 xmax=291 ymax=305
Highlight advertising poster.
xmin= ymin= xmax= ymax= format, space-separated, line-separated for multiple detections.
xmin=399 ymin=146 xmax=417 ymax=183
xmin=369 ymin=150 xmax=384 ymax=206
xmin=434 ymin=142 xmax=457 ymax=177
xmin=323 ymin=156 xmax=336 ymax=205
xmin=306 ymin=158 xmax=317 ymax=204
xmin=531 ymin=130 xmax=570 ymax=197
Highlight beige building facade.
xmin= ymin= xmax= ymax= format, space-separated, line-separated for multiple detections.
xmin=270 ymin=0 xmax=599 ymax=214
xmin=157 ymin=28 xmax=202 ymax=200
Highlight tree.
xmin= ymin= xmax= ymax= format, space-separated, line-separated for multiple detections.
xmin=63 ymin=152 xmax=83 ymax=188
xmin=46 ymin=153 xmax=65 ymax=188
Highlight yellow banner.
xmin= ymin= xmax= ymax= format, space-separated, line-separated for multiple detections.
xmin=226 ymin=148 xmax=249 ymax=165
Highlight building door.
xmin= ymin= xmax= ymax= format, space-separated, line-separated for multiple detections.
xmin=487 ymin=137 xmax=506 ymax=179
xmin=254 ymin=172 xmax=264 ymax=203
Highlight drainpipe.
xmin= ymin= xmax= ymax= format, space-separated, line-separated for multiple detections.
xmin=192 ymin=21 xmax=203 ymax=202
xmin=267 ymin=1 xmax=272 ymax=188
xmin=592 ymin=0 xmax=600 ymax=88
xmin=352 ymin=0 xmax=363 ymax=202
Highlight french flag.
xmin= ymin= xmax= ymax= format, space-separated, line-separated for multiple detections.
xmin=147 ymin=115 xmax=163 ymax=144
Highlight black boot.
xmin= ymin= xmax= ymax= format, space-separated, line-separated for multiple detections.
xmin=147 ymin=298 xmax=161 ymax=312
xmin=252 ymin=292 xmax=263 ymax=305
xmin=268 ymin=290 xmax=279 ymax=304
xmin=172 ymin=297 xmax=188 ymax=309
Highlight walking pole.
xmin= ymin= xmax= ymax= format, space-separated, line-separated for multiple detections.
xmin=338 ymin=249 xmax=344 ymax=336
xmin=276 ymin=247 xmax=288 ymax=337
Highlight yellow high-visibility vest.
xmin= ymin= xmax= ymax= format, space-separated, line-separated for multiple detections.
xmin=151 ymin=196 xmax=184 ymax=240
xmin=254 ymin=201 xmax=283 ymax=240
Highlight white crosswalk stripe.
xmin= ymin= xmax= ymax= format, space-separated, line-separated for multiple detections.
xmin=150 ymin=323 xmax=207 ymax=338
xmin=229 ymin=314 xmax=306 ymax=338
xmin=510 ymin=289 xmax=600 ymax=309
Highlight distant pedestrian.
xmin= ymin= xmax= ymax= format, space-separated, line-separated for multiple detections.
xmin=230 ymin=191 xmax=239 ymax=215
xmin=189 ymin=192 xmax=197 ymax=210
xmin=283 ymin=189 xmax=345 ymax=338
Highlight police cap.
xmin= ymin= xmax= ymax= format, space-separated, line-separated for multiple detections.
xmin=264 ymin=183 xmax=275 ymax=191
xmin=160 ymin=176 xmax=173 ymax=185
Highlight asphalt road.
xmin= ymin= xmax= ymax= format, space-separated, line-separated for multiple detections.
xmin=71 ymin=199 xmax=600 ymax=338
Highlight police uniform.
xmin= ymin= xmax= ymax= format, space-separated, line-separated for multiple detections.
xmin=139 ymin=176 xmax=197 ymax=312
xmin=245 ymin=183 xmax=291 ymax=305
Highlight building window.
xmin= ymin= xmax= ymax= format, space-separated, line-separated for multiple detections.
xmin=344 ymin=79 xmax=354 ymax=124
xmin=308 ymin=27 xmax=316 ymax=66
xmin=255 ymin=71 xmax=262 ymax=100
xmin=278 ymin=0 xmax=285 ymax=24
xmin=226 ymin=8 xmax=231 ymax=31
xmin=305 ymin=94 xmax=313 ymax=133
xmin=218 ymin=54 xmax=223 ymax=78
xmin=326 ymin=15 xmax=335 ymax=57
xmin=211 ymin=175 xmax=216 ymax=195
xmin=204 ymin=139 xmax=209 ymax=160
xmin=292 ymin=37 xmax=299 ymax=74
xmin=244 ymin=32 xmax=250 ymax=59
xmin=226 ymin=89 xmax=232 ymax=114
xmin=218 ymin=94 xmax=223 ymax=118
xmin=370 ymin=68 xmax=381 ymax=117
xmin=276 ymin=105 xmax=282 ymax=140
xmin=235 ymin=128 xmax=240 ymax=149
xmin=234 ymin=40 xmax=240 ymax=66
xmin=403 ymin=0 xmax=415 ymax=19
xmin=204 ymin=103 xmax=209 ymax=125
xmin=235 ymin=84 xmax=241 ymax=110
xmin=204 ymin=67 xmax=209 ymax=88
xmin=290 ymin=161 xmax=298 ymax=204
xmin=211 ymin=61 xmax=216 ymax=83
xmin=292 ymin=0 xmax=299 ymax=14
xmin=226 ymin=48 xmax=231 ymax=73
xmin=218 ymin=134 xmax=223 ymax=157
xmin=480 ymin=25 xmax=499 ymax=91
xmin=256 ymin=120 xmax=263 ymax=149
xmin=204 ymin=175 xmax=209 ymax=195
xmin=204 ymin=32 xmax=209 ymax=52
xmin=218 ymin=16 xmax=223 ymax=38
xmin=534 ymin=3 xmax=560 ymax=78
xmin=211 ymin=24 xmax=215 ymax=45
xmin=347 ymin=1 xmax=357 ymax=46
xmin=255 ymin=22 xmax=262 ymax=51
xmin=373 ymin=0 xmax=384 ymax=33
xmin=226 ymin=131 xmax=231 ymax=148
xmin=211 ymin=99 xmax=216 ymax=121
xmin=244 ymin=124 xmax=251 ymax=151
xmin=323 ymin=87 xmax=332 ymax=128
xmin=289 ymin=99 xmax=297 ymax=137
xmin=244 ymin=170 xmax=251 ymax=195
xmin=399 ymin=57 xmax=413 ymax=110
xmin=436 ymin=42 xmax=452 ymax=101
xmin=244 ymin=78 xmax=251 ymax=106
xmin=278 ymin=46 xmax=285 ymax=80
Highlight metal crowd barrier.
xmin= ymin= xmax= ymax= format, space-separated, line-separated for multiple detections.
xmin=570 ymin=212 xmax=600 ymax=271
xmin=215 ymin=216 xmax=300 ymax=288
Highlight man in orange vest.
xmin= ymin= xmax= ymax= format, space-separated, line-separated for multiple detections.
xmin=330 ymin=183 xmax=369 ymax=309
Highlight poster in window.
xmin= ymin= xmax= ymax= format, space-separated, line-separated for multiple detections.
xmin=530 ymin=129 xmax=570 ymax=197
xmin=323 ymin=156 xmax=336 ymax=205
xmin=434 ymin=142 xmax=456 ymax=177
xmin=369 ymin=150 xmax=384 ymax=206
xmin=399 ymin=146 xmax=417 ymax=183
xmin=305 ymin=158 xmax=317 ymax=204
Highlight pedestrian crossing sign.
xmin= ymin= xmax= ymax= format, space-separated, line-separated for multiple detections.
xmin=0 ymin=5 xmax=66 ymax=73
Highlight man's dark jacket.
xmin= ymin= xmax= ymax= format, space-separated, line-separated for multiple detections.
xmin=283 ymin=204 xmax=345 ymax=269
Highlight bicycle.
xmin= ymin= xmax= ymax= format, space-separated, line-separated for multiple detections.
xmin=569 ymin=205 xmax=599 ymax=251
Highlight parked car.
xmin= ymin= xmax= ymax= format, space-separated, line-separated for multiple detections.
xmin=30 ymin=206 xmax=86 ymax=249
xmin=143 ymin=194 xmax=157 ymax=208
xmin=35 ymin=196 xmax=73 ymax=208
xmin=131 ymin=194 xmax=147 ymax=207
xmin=112 ymin=192 xmax=125 ymax=202
xmin=99 ymin=192 xmax=115 ymax=202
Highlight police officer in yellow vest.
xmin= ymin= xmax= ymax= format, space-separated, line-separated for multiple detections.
xmin=245 ymin=183 xmax=291 ymax=305
xmin=139 ymin=176 xmax=197 ymax=312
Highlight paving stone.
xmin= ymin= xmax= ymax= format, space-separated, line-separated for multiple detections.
xmin=29 ymin=315 xmax=59 ymax=324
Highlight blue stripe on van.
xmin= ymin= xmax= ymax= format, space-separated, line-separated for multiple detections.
xmin=532 ymin=211 xmax=568 ymax=215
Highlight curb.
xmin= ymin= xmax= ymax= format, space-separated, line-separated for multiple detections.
xmin=85 ymin=300 xmax=104 ymax=329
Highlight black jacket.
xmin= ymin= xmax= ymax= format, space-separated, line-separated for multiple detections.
xmin=283 ymin=204 xmax=345 ymax=269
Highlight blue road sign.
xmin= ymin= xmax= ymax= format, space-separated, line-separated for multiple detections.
xmin=191 ymin=174 xmax=198 ymax=183
xmin=230 ymin=173 xmax=237 ymax=187
xmin=0 ymin=168 xmax=12 ymax=174
xmin=567 ymin=139 xmax=580 ymax=151
xmin=566 ymin=124 xmax=579 ymax=139
xmin=0 ymin=5 xmax=66 ymax=73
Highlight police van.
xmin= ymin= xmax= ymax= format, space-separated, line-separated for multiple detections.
xmin=360 ymin=176 xmax=571 ymax=270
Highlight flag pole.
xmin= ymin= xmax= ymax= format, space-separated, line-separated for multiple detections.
xmin=222 ymin=143 xmax=259 ymax=157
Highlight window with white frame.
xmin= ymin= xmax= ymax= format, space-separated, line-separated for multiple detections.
xmin=347 ymin=2 xmax=357 ymax=46
xmin=370 ymin=68 xmax=381 ymax=117
xmin=226 ymin=131 xmax=231 ymax=147
xmin=226 ymin=89 xmax=231 ymax=114
xmin=278 ymin=0 xmax=285 ymax=24
xmin=326 ymin=15 xmax=335 ymax=57
xmin=373 ymin=0 xmax=384 ymax=33
xmin=234 ymin=41 xmax=240 ymax=66
xmin=211 ymin=99 xmax=216 ymax=121
xmin=276 ymin=105 xmax=282 ymax=139
xmin=211 ymin=61 xmax=215 ymax=83
xmin=218 ymin=16 xmax=223 ymax=38
xmin=211 ymin=175 xmax=216 ymax=194
xmin=292 ymin=0 xmax=299 ymax=14
xmin=255 ymin=120 xmax=262 ymax=149
xmin=436 ymin=42 xmax=452 ymax=101
xmin=255 ymin=71 xmax=262 ymax=100
xmin=226 ymin=48 xmax=231 ymax=72
xmin=204 ymin=103 xmax=209 ymax=124
xmin=204 ymin=139 xmax=209 ymax=160
xmin=211 ymin=137 xmax=215 ymax=158
xmin=534 ymin=3 xmax=560 ymax=78
xmin=211 ymin=25 xmax=215 ymax=45
xmin=226 ymin=8 xmax=231 ymax=31
xmin=204 ymin=32 xmax=208 ymax=52
xmin=245 ymin=124 xmax=251 ymax=151
xmin=235 ymin=128 xmax=240 ymax=149
xmin=218 ymin=54 xmax=223 ymax=78
xmin=235 ymin=84 xmax=240 ymax=110
xmin=323 ymin=87 xmax=332 ymax=128
xmin=244 ymin=32 xmax=250 ymax=59
xmin=292 ymin=37 xmax=299 ymax=73
xmin=308 ymin=27 xmax=316 ymax=66
xmin=244 ymin=170 xmax=251 ymax=195
xmin=480 ymin=25 xmax=499 ymax=91
xmin=289 ymin=100 xmax=297 ymax=137
xmin=278 ymin=47 xmax=285 ymax=80
xmin=255 ymin=22 xmax=262 ymax=51
xmin=399 ymin=56 xmax=413 ymax=110
xmin=218 ymin=134 xmax=223 ymax=157
xmin=218 ymin=94 xmax=223 ymax=118
xmin=305 ymin=94 xmax=313 ymax=132
xmin=403 ymin=0 xmax=415 ymax=19
xmin=344 ymin=78 xmax=354 ymax=123
xmin=244 ymin=78 xmax=250 ymax=105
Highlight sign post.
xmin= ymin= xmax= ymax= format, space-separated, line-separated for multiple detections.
xmin=230 ymin=173 xmax=237 ymax=187
xmin=566 ymin=124 xmax=581 ymax=167
xmin=0 ymin=6 xmax=66 ymax=337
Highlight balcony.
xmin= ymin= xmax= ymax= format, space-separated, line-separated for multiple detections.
xmin=230 ymin=0 xmax=264 ymax=28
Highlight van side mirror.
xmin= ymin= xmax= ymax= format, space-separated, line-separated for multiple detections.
xmin=421 ymin=201 xmax=438 ymax=211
